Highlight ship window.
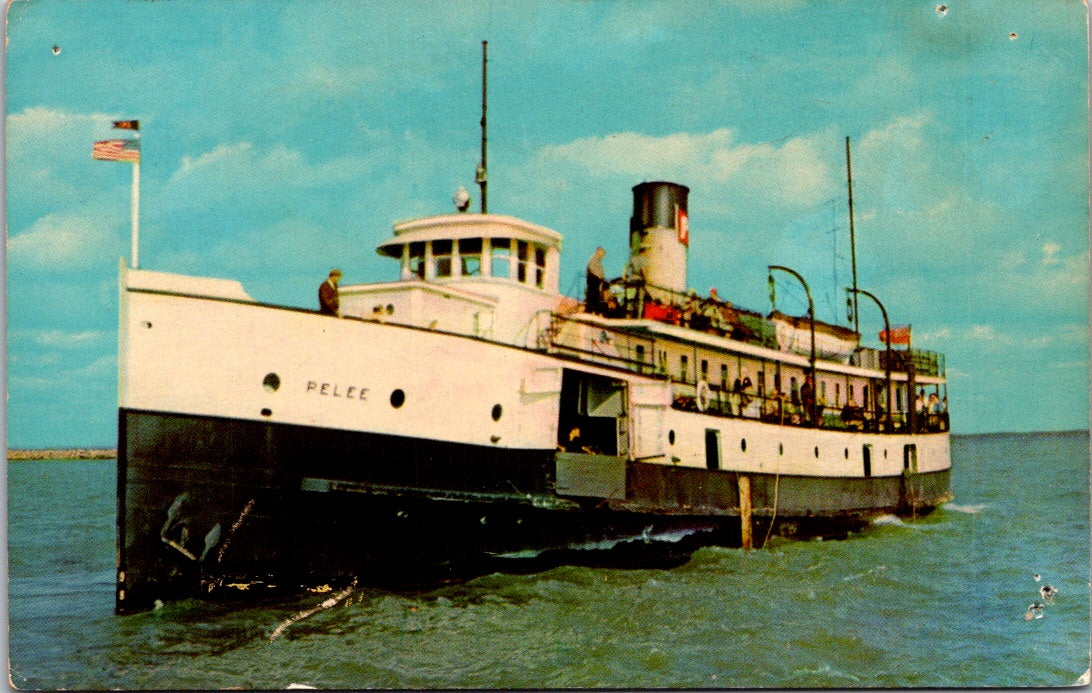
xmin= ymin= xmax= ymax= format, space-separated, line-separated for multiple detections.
xmin=490 ymin=238 xmax=512 ymax=278
xmin=635 ymin=344 xmax=645 ymax=364
xmin=757 ymin=370 xmax=765 ymax=398
xmin=700 ymin=359 xmax=709 ymax=382
xmin=668 ymin=430 xmax=676 ymax=445
xmin=432 ymin=240 xmax=453 ymax=278
xmin=720 ymin=364 xmax=728 ymax=390
xmin=862 ymin=384 xmax=869 ymax=408
xmin=534 ymin=246 xmax=547 ymax=288
xmin=516 ymin=240 xmax=529 ymax=283
xmin=408 ymin=242 xmax=425 ymax=279
xmin=819 ymin=381 xmax=827 ymax=402
xmin=491 ymin=403 xmax=503 ymax=421
xmin=390 ymin=389 xmax=405 ymax=408
xmin=680 ymin=355 xmax=689 ymax=382
xmin=459 ymin=238 xmax=482 ymax=276
xmin=835 ymin=383 xmax=841 ymax=407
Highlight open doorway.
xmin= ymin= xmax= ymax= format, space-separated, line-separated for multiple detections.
xmin=557 ymin=370 xmax=627 ymax=456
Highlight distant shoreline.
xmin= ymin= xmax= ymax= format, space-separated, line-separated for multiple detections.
xmin=7 ymin=449 xmax=116 ymax=460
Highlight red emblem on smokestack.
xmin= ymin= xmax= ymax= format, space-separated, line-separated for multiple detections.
xmin=676 ymin=205 xmax=689 ymax=247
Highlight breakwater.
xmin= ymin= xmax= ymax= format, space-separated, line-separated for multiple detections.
xmin=7 ymin=448 xmax=116 ymax=460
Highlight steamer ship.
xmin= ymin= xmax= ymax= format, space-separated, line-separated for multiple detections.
xmin=114 ymin=57 xmax=952 ymax=617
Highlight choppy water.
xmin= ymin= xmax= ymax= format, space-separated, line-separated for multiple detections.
xmin=7 ymin=432 xmax=1090 ymax=689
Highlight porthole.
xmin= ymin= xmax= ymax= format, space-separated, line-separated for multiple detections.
xmin=262 ymin=373 xmax=280 ymax=392
xmin=814 ymin=446 xmax=819 ymax=458
xmin=491 ymin=404 xmax=503 ymax=421
xmin=884 ymin=449 xmax=888 ymax=459
xmin=260 ymin=408 xmax=272 ymax=417
xmin=844 ymin=448 xmax=849 ymax=459
xmin=668 ymin=430 xmax=676 ymax=445
xmin=779 ymin=443 xmax=783 ymax=455
xmin=741 ymin=438 xmax=747 ymax=452
xmin=390 ymin=389 xmax=405 ymax=408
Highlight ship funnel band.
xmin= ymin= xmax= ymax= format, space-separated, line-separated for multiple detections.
xmin=631 ymin=181 xmax=689 ymax=232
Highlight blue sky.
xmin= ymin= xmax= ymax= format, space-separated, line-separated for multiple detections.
xmin=5 ymin=0 xmax=1088 ymax=446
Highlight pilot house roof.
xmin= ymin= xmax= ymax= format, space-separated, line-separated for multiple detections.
xmin=376 ymin=213 xmax=563 ymax=258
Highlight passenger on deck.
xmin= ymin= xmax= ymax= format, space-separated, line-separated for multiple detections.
xmin=318 ymin=269 xmax=342 ymax=317
xmin=733 ymin=372 xmax=754 ymax=415
xmin=624 ymin=246 xmax=649 ymax=283
xmin=585 ymin=247 xmax=607 ymax=314
xmin=764 ymin=391 xmax=787 ymax=424
xmin=841 ymin=396 xmax=864 ymax=429
xmin=562 ymin=426 xmax=597 ymax=454
xmin=703 ymin=288 xmax=729 ymax=334
xmin=800 ymin=374 xmax=816 ymax=425
xmin=624 ymin=246 xmax=650 ymax=317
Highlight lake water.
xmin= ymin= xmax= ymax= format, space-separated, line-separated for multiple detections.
xmin=7 ymin=432 xmax=1090 ymax=688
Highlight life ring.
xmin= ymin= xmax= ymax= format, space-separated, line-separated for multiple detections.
xmin=695 ymin=380 xmax=711 ymax=412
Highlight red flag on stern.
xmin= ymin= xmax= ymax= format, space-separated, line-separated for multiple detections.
xmin=112 ymin=120 xmax=140 ymax=130
xmin=878 ymin=324 xmax=911 ymax=345
xmin=93 ymin=139 xmax=140 ymax=163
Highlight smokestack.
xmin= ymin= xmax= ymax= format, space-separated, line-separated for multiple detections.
xmin=629 ymin=181 xmax=689 ymax=293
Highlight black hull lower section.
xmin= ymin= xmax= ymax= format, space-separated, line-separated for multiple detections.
xmin=116 ymin=409 xmax=952 ymax=614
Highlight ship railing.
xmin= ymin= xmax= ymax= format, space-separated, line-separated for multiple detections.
xmin=854 ymin=347 xmax=946 ymax=377
xmin=592 ymin=278 xmax=779 ymax=350
xmin=544 ymin=313 xmax=661 ymax=375
xmin=668 ymin=380 xmax=949 ymax=434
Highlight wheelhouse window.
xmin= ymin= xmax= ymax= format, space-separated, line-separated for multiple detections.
xmin=432 ymin=239 xmax=453 ymax=278
xmin=680 ymin=355 xmax=689 ymax=382
xmin=516 ymin=240 xmax=529 ymax=283
xmin=491 ymin=238 xmax=512 ymax=278
xmin=720 ymin=364 xmax=728 ymax=390
xmin=459 ymin=238 xmax=482 ymax=276
xmin=534 ymin=246 xmax=547 ymax=288
xmin=408 ymin=242 xmax=425 ymax=279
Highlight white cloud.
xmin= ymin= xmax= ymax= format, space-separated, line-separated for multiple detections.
xmin=7 ymin=211 xmax=123 ymax=270
xmin=1040 ymin=241 xmax=1062 ymax=265
xmin=164 ymin=141 xmax=371 ymax=208
xmin=5 ymin=106 xmax=113 ymax=150
xmin=8 ymin=328 xmax=110 ymax=346
xmin=535 ymin=128 xmax=835 ymax=209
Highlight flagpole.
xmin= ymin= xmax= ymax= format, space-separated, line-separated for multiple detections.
xmin=131 ymin=160 xmax=140 ymax=269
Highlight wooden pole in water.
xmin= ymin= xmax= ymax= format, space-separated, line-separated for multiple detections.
xmin=738 ymin=475 xmax=753 ymax=549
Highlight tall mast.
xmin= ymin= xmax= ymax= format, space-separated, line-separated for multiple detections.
xmin=845 ymin=136 xmax=859 ymax=337
xmin=477 ymin=40 xmax=488 ymax=213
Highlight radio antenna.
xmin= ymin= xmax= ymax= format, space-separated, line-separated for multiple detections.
xmin=476 ymin=40 xmax=488 ymax=213
xmin=845 ymin=136 xmax=859 ymax=337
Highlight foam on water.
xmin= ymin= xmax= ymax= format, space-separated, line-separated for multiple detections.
xmin=492 ymin=525 xmax=716 ymax=558
xmin=944 ymin=502 xmax=989 ymax=514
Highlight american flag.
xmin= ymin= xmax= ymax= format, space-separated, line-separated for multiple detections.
xmin=92 ymin=138 xmax=140 ymax=163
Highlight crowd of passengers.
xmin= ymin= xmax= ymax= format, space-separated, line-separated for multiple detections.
xmin=673 ymin=376 xmax=949 ymax=433
xmin=585 ymin=246 xmax=753 ymax=337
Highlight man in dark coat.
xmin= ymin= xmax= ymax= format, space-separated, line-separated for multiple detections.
xmin=585 ymin=247 xmax=606 ymax=314
xmin=319 ymin=269 xmax=342 ymax=316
